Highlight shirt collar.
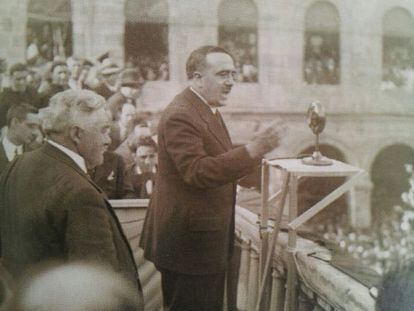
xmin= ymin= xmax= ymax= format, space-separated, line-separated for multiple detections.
xmin=190 ymin=87 xmax=218 ymax=114
xmin=47 ymin=139 xmax=88 ymax=173
xmin=2 ymin=135 xmax=23 ymax=161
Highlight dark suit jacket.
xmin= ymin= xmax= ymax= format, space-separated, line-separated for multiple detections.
xmin=139 ymin=87 xmax=259 ymax=275
xmin=127 ymin=164 xmax=156 ymax=199
xmin=0 ymin=143 xmax=143 ymax=306
xmin=90 ymin=151 xmax=136 ymax=199
xmin=0 ymin=88 xmax=36 ymax=127
xmin=0 ymin=144 xmax=9 ymax=175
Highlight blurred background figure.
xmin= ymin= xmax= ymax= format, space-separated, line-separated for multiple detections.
xmin=0 ymin=103 xmax=39 ymax=173
xmin=109 ymin=102 xmax=137 ymax=151
xmin=93 ymin=58 xmax=121 ymax=99
xmin=376 ymin=260 xmax=414 ymax=311
xmin=0 ymin=63 xmax=34 ymax=129
xmin=0 ymin=263 xmax=14 ymax=311
xmin=107 ymin=68 xmax=145 ymax=109
xmin=38 ymin=60 xmax=69 ymax=109
xmin=115 ymin=122 xmax=152 ymax=166
xmin=0 ymin=58 xmax=7 ymax=92
xmin=13 ymin=262 xmax=140 ymax=311
xmin=127 ymin=136 xmax=157 ymax=198
xmin=90 ymin=151 xmax=136 ymax=200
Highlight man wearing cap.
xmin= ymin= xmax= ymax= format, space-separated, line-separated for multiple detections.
xmin=107 ymin=68 xmax=145 ymax=114
xmin=38 ymin=60 xmax=70 ymax=109
xmin=93 ymin=59 xmax=122 ymax=99
xmin=0 ymin=63 xmax=36 ymax=129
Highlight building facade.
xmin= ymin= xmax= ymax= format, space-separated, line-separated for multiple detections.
xmin=1 ymin=0 xmax=414 ymax=228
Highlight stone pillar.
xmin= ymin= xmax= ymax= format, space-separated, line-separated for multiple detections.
xmin=89 ymin=0 xmax=125 ymax=61
xmin=237 ymin=240 xmax=251 ymax=311
xmin=0 ymin=0 xmax=27 ymax=64
xmin=349 ymin=172 xmax=372 ymax=228
xmin=168 ymin=0 xmax=217 ymax=84
xmin=247 ymin=249 xmax=259 ymax=311
xmin=270 ymin=268 xmax=285 ymax=311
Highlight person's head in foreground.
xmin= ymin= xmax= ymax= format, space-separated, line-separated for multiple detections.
xmin=186 ymin=45 xmax=236 ymax=107
xmin=376 ymin=260 xmax=414 ymax=311
xmin=13 ymin=262 xmax=139 ymax=311
xmin=41 ymin=89 xmax=112 ymax=169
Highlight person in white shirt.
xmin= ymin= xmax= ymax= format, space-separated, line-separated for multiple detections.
xmin=0 ymin=103 xmax=39 ymax=173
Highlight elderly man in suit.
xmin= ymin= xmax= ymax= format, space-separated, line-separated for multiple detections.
xmin=0 ymin=103 xmax=39 ymax=173
xmin=0 ymin=89 xmax=143 ymax=309
xmin=140 ymin=45 xmax=283 ymax=310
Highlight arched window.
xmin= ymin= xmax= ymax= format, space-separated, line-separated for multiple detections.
xmin=371 ymin=144 xmax=414 ymax=225
xmin=218 ymin=0 xmax=258 ymax=82
xmin=382 ymin=8 xmax=414 ymax=91
xmin=125 ymin=0 xmax=169 ymax=81
xmin=298 ymin=145 xmax=347 ymax=232
xmin=26 ymin=0 xmax=72 ymax=66
xmin=304 ymin=1 xmax=340 ymax=85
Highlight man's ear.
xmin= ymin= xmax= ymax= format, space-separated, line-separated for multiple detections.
xmin=193 ymin=71 xmax=203 ymax=88
xmin=69 ymin=126 xmax=83 ymax=145
xmin=9 ymin=117 xmax=19 ymax=128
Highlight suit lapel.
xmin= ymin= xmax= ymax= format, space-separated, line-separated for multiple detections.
xmin=41 ymin=142 xmax=105 ymax=195
xmin=183 ymin=88 xmax=232 ymax=151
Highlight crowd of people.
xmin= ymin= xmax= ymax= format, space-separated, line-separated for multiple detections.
xmin=382 ymin=44 xmax=414 ymax=91
xmin=219 ymin=28 xmax=258 ymax=82
xmin=303 ymin=34 xmax=340 ymax=85
xmin=0 ymin=55 xmax=158 ymax=200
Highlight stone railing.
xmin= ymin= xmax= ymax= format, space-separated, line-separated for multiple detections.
xmin=235 ymin=205 xmax=376 ymax=311
xmin=111 ymin=198 xmax=376 ymax=311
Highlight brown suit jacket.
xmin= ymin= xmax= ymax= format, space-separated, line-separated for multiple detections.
xmin=0 ymin=143 xmax=143 ymax=307
xmin=140 ymin=87 xmax=259 ymax=274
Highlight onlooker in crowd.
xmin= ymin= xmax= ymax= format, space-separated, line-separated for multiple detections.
xmin=0 ymin=89 xmax=143 ymax=308
xmin=376 ymin=261 xmax=414 ymax=311
xmin=13 ymin=262 xmax=141 ymax=311
xmin=0 ymin=104 xmax=39 ymax=173
xmin=68 ymin=58 xmax=94 ymax=91
xmin=90 ymin=151 xmax=136 ymax=200
xmin=109 ymin=102 xmax=137 ymax=151
xmin=115 ymin=123 xmax=152 ymax=166
xmin=107 ymin=68 xmax=145 ymax=112
xmin=127 ymin=137 xmax=157 ymax=199
xmin=68 ymin=57 xmax=82 ymax=90
xmin=37 ymin=60 xmax=70 ymax=109
xmin=0 ymin=58 xmax=7 ymax=92
xmin=140 ymin=45 xmax=283 ymax=310
xmin=26 ymin=69 xmax=42 ymax=96
xmin=0 ymin=63 xmax=34 ymax=128
xmin=93 ymin=59 xmax=121 ymax=99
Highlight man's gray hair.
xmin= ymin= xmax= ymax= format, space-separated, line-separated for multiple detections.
xmin=41 ymin=89 xmax=106 ymax=135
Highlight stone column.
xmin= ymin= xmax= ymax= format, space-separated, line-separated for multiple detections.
xmin=237 ymin=240 xmax=251 ymax=311
xmin=168 ymin=0 xmax=217 ymax=84
xmin=349 ymin=173 xmax=372 ymax=228
xmin=247 ymin=249 xmax=259 ymax=311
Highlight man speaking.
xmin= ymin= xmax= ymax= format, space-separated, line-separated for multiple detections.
xmin=0 ymin=89 xmax=143 ymax=309
xmin=140 ymin=46 xmax=284 ymax=310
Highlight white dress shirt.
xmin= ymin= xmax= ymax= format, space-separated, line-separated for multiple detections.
xmin=190 ymin=87 xmax=218 ymax=114
xmin=47 ymin=139 xmax=87 ymax=174
xmin=2 ymin=136 xmax=23 ymax=162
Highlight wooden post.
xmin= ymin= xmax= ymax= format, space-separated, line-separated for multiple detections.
xmin=285 ymin=175 xmax=298 ymax=311
xmin=237 ymin=240 xmax=251 ymax=311
xmin=260 ymin=161 xmax=270 ymax=278
xmin=247 ymin=250 xmax=259 ymax=311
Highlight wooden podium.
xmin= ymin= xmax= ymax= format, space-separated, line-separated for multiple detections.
xmin=256 ymin=158 xmax=364 ymax=311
